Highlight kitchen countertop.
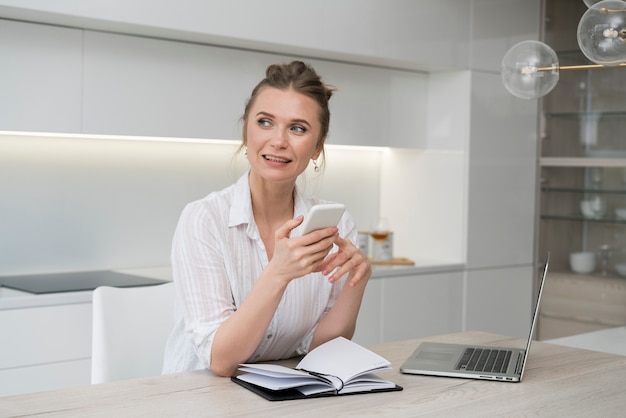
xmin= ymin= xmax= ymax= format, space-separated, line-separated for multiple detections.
xmin=0 ymin=259 xmax=464 ymax=310
xmin=545 ymin=326 xmax=626 ymax=357
xmin=371 ymin=257 xmax=464 ymax=278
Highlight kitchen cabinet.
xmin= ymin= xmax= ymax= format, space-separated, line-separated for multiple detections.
xmin=0 ymin=302 xmax=92 ymax=397
xmin=353 ymin=270 xmax=464 ymax=346
xmin=0 ymin=19 xmax=83 ymax=133
xmin=81 ymin=30 xmax=267 ymax=141
xmin=352 ymin=279 xmax=383 ymax=346
xmin=465 ymin=266 xmax=534 ymax=339
xmin=1 ymin=18 xmax=427 ymax=148
xmin=538 ymin=272 xmax=626 ymax=340
xmin=354 ymin=267 xmax=535 ymax=347
xmin=381 ymin=271 xmax=463 ymax=342
xmin=0 ymin=268 xmax=173 ymax=396
xmin=83 ymin=30 xmax=427 ymax=147
xmin=465 ymin=70 xmax=537 ymax=269
xmin=536 ymin=0 xmax=626 ymax=339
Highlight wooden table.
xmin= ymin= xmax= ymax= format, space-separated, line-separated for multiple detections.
xmin=1 ymin=331 xmax=625 ymax=417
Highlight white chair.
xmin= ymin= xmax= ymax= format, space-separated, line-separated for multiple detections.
xmin=91 ymin=282 xmax=175 ymax=384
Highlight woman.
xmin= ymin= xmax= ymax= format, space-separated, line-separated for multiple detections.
xmin=162 ymin=61 xmax=371 ymax=377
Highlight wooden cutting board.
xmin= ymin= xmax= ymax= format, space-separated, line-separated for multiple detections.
xmin=370 ymin=257 xmax=415 ymax=266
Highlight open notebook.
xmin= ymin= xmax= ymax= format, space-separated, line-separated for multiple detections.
xmin=232 ymin=336 xmax=402 ymax=401
xmin=400 ymin=254 xmax=550 ymax=382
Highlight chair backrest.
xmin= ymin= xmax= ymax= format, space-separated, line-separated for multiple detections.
xmin=91 ymin=282 xmax=175 ymax=384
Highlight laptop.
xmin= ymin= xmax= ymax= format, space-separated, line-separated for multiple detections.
xmin=400 ymin=254 xmax=550 ymax=383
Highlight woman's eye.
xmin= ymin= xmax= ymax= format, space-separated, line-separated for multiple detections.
xmin=257 ymin=118 xmax=271 ymax=127
xmin=291 ymin=125 xmax=306 ymax=134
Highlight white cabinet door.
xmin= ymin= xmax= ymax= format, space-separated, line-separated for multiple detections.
xmin=381 ymin=272 xmax=463 ymax=342
xmin=0 ymin=303 xmax=92 ymax=396
xmin=3 ymin=20 xmax=428 ymax=148
xmin=82 ymin=31 xmax=273 ymax=140
xmin=353 ymin=279 xmax=383 ymax=346
xmin=465 ymin=71 xmax=537 ymax=269
xmin=0 ymin=359 xmax=91 ymax=397
xmin=0 ymin=303 xmax=92 ymax=369
xmin=313 ymin=61 xmax=427 ymax=148
xmin=83 ymin=30 xmax=428 ymax=148
xmin=0 ymin=19 xmax=82 ymax=132
xmin=464 ymin=265 xmax=533 ymax=339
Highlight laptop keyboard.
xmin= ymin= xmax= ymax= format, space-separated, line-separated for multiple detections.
xmin=455 ymin=348 xmax=512 ymax=373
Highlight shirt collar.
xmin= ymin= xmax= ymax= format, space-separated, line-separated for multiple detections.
xmin=228 ymin=171 xmax=313 ymax=238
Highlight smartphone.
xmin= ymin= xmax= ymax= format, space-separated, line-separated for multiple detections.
xmin=301 ymin=203 xmax=346 ymax=234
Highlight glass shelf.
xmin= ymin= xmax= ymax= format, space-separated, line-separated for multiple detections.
xmin=541 ymin=187 xmax=626 ymax=195
xmin=545 ymin=111 xmax=626 ymax=119
xmin=541 ymin=214 xmax=626 ymax=224
xmin=540 ymin=158 xmax=626 ymax=168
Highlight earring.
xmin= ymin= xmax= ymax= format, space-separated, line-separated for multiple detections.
xmin=313 ymin=159 xmax=319 ymax=173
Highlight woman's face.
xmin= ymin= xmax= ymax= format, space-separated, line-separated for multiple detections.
xmin=245 ymin=87 xmax=323 ymax=185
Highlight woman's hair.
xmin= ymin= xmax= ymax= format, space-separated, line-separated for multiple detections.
xmin=240 ymin=61 xmax=335 ymax=158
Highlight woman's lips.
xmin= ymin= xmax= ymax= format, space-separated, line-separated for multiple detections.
xmin=263 ymin=154 xmax=292 ymax=163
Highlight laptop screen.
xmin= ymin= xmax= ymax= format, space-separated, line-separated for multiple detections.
xmin=519 ymin=253 xmax=550 ymax=380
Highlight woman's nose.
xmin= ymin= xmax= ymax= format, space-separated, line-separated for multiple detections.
xmin=270 ymin=129 xmax=288 ymax=149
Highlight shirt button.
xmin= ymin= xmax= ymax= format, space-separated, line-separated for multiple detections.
xmin=267 ymin=334 xmax=273 ymax=339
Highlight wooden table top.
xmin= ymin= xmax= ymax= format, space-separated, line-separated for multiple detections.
xmin=1 ymin=331 xmax=625 ymax=417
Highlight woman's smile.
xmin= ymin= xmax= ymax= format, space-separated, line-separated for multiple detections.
xmin=263 ymin=154 xmax=292 ymax=164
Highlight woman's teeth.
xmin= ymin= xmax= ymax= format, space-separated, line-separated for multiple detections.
xmin=264 ymin=155 xmax=290 ymax=163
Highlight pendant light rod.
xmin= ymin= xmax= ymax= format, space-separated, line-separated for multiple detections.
xmin=532 ymin=62 xmax=626 ymax=72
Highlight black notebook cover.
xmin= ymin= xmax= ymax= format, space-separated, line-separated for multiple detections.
xmin=231 ymin=376 xmax=403 ymax=401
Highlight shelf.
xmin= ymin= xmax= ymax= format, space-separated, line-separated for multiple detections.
xmin=540 ymin=157 xmax=626 ymax=168
xmin=545 ymin=111 xmax=626 ymax=119
xmin=541 ymin=214 xmax=626 ymax=224
xmin=541 ymin=187 xmax=626 ymax=195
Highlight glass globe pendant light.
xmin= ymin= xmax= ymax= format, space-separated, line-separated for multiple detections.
xmin=501 ymin=40 xmax=560 ymax=99
xmin=501 ymin=0 xmax=626 ymax=99
xmin=583 ymin=0 xmax=608 ymax=7
xmin=577 ymin=0 xmax=626 ymax=66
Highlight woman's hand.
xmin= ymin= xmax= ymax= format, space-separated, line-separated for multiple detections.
xmin=316 ymin=236 xmax=371 ymax=287
xmin=268 ymin=216 xmax=339 ymax=284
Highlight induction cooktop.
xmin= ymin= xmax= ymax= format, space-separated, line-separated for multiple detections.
xmin=0 ymin=270 xmax=168 ymax=294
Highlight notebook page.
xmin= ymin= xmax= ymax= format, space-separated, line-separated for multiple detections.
xmin=296 ymin=337 xmax=391 ymax=383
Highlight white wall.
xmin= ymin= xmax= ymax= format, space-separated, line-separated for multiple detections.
xmin=0 ymin=132 xmax=388 ymax=275
xmin=0 ymin=130 xmax=468 ymax=276
xmin=380 ymin=149 xmax=466 ymax=263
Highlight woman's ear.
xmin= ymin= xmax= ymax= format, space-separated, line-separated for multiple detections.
xmin=312 ymin=136 xmax=326 ymax=160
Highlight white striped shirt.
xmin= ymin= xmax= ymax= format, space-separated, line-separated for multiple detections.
xmin=162 ymin=172 xmax=356 ymax=374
